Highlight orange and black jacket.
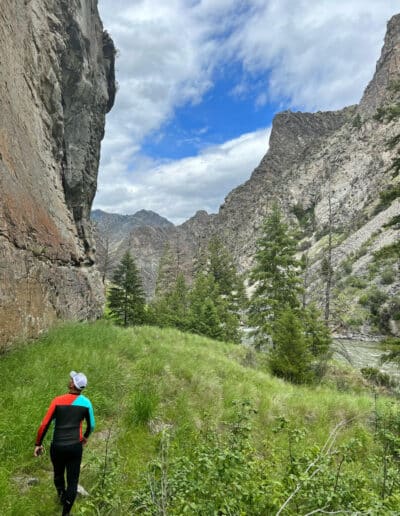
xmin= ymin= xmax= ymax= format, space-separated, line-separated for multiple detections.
xmin=35 ymin=393 xmax=95 ymax=446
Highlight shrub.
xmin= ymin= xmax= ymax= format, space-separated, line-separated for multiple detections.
xmin=378 ymin=298 xmax=400 ymax=334
xmin=380 ymin=268 xmax=395 ymax=285
xmin=269 ymin=308 xmax=314 ymax=384
xmin=346 ymin=276 xmax=368 ymax=288
xmin=341 ymin=259 xmax=353 ymax=275
xmin=360 ymin=367 xmax=396 ymax=388
xmin=383 ymin=214 xmax=400 ymax=229
xmin=359 ymin=289 xmax=388 ymax=314
xmin=352 ymin=113 xmax=362 ymax=129
xmin=373 ymin=241 xmax=400 ymax=261
xmin=298 ymin=239 xmax=312 ymax=251
xmin=373 ymin=184 xmax=400 ymax=214
xmin=359 ymin=288 xmax=389 ymax=330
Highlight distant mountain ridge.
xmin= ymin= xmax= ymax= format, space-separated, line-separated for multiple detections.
xmin=92 ymin=209 xmax=174 ymax=244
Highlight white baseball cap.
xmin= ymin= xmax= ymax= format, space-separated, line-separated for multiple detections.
xmin=70 ymin=370 xmax=87 ymax=390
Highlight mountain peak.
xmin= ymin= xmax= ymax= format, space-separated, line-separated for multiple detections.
xmin=359 ymin=13 xmax=400 ymax=117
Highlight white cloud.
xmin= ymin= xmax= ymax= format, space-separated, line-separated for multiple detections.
xmin=224 ymin=0 xmax=399 ymax=110
xmin=96 ymin=0 xmax=399 ymax=221
xmin=95 ymin=128 xmax=270 ymax=224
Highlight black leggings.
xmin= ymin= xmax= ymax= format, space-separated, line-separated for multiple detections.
xmin=50 ymin=442 xmax=83 ymax=510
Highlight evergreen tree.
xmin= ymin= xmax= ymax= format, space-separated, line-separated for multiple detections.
xmin=268 ymin=307 xmax=313 ymax=384
xmin=155 ymin=242 xmax=179 ymax=298
xmin=197 ymin=298 xmax=224 ymax=341
xmin=302 ymin=304 xmax=332 ymax=358
xmin=187 ymin=273 xmax=222 ymax=340
xmin=204 ymin=236 xmax=246 ymax=342
xmin=248 ymin=204 xmax=303 ymax=346
xmin=150 ymin=273 xmax=190 ymax=331
xmin=108 ymin=251 xmax=145 ymax=326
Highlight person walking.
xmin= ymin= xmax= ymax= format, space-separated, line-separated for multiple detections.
xmin=34 ymin=371 xmax=95 ymax=515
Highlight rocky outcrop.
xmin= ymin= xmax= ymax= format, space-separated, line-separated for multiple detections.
xmin=0 ymin=0 xmax=115 ymax=348
xmin=92 ymin=210 xmax=175 ymax=297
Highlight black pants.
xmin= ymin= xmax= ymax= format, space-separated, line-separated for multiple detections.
xmin=50 ymin=442 xmax=83 ymax=511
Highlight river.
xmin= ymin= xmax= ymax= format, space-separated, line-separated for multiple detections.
xmin=333 ymin=339 xmax=400 ymax=378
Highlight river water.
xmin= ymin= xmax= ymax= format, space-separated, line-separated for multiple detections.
xmin=333 ymin=339 xmax=400 ymax=378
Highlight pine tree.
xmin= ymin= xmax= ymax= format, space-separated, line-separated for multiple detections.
xmin=187 ymin=273 xmax=222 ymax=339
xmin=268 ymin=307 xmax=313 ymax=384
xmin=302 ymin=303 xmax=332 ymax=358
xmin=150 ymin=273 xmax=190 ymax=331
xmin=155 ymin=242 xmax=179 ymax=298
xmin=108 ymin=251 xmax=146 ymax=326
xmin=204 ymin=236 xmax=246 ymax=343
xmin=248 ymin=204 xmax=303 ymax=346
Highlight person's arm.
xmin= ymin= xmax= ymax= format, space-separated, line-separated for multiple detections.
xmin=34 ymin=398 xmax=57 ymax=454
xmin=83 ymin=400 xmax=95 ymax=441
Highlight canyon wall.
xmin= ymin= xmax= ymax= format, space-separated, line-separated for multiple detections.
xmin=0 ymin=0 xmax=115 ymax=348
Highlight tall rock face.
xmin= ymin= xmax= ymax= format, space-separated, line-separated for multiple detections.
xmin=0 ymin=0 xmax=115 ymax=348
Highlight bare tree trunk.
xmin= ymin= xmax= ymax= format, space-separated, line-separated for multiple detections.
xmin=324 ymin=171 xmax=333 ymax=324
xmin=302 ymin=252 xmax=309 ymax=309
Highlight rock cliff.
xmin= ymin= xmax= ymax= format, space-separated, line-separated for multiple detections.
xmin=0 ymin=0 xmax=115 ymax=348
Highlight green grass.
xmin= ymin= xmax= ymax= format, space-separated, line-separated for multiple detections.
xmin=0 ymin=322 xmax=398 ymax=514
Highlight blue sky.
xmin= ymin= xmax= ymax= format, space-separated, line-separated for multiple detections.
xmin=94 ymin=0 xmax=399 ymax=224
xmin=142 ymin=65 xmax=279 ymax=160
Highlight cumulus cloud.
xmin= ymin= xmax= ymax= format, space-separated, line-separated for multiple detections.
xmin=224 ymin=0 xmax=399 ymax=110
xmin=96 ymin=0 xmax=399 ymax=221
xmin=95 ymin=129 xmax=270 ymax=224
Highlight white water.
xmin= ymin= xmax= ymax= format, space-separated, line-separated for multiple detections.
xmin=333 ymin=339 xmax=400 ymax=378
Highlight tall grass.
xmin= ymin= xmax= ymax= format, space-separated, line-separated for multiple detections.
xmin=0 ymin=321 xmax=395 ymax=514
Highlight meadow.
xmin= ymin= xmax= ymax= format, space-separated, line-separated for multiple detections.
xmin=0 ymin=321 xmax=399 ymax=515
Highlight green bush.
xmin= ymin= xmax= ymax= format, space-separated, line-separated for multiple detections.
xmin=360 ymin=367 xmax=396 ymax=388
xmin=359 ymin=288 xmax=390 ymax=331
xmin=352 ymin=113 xmax=362 ymax=129
xmin=359 ymin=288 xmax=388 ymax=313
xmin=341 ymin=259 xmax=353 ymax=275
xmin=346 ymin=276 xmax=368 ymax=288
xmin=315 ymin=225 xmax=330 ymax=241
xmin=373 ymin=184 xmax=400 ymax=214
xmin=383 ymin=214 xmax=400 ymax=229
xmin=373 ymin=241 xmax=400 ymax=261
xmin=380 ymin=267 xmax=395 ymax=285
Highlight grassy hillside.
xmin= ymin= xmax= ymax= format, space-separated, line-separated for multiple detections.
xmin=0 ymin=322 xmax=399 ymax=515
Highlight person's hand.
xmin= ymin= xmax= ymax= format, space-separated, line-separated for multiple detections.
xmin=82 ymin=437 xmax=88 ymax=446
xmin=34 ymin=445 xmax=44 ymax=457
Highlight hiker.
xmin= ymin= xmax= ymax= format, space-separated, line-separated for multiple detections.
xmin=34 ymin=371 xmax=95 ymax=516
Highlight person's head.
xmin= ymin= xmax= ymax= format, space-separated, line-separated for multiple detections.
xmin=69 ymin=371 xmax=87 ymax=392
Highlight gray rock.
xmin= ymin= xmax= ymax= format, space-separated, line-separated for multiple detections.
xmin=0 ymin=0 xmax=115 ymax=348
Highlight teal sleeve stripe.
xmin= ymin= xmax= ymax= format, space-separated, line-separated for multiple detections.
xmin=72 ymin=395 xmax=96 ymax=433
xmin=88 ymin=401 xmax=95 ymax=432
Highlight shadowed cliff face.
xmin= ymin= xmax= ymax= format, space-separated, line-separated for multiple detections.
xmin=0 ymin=0 xmax=115 ymax=348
